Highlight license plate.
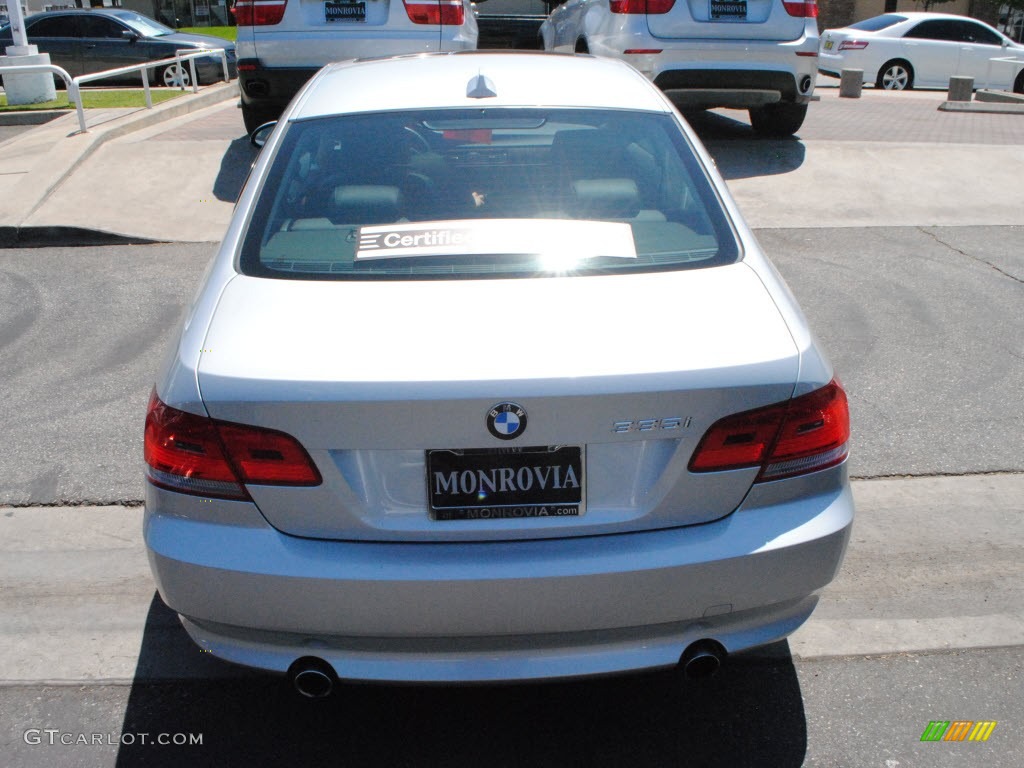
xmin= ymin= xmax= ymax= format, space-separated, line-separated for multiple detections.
xmin=325 ymin=1 xmax=365 ymax=22
xmin=824 ymin=40 xmax=834 ymax=51
xmin=710 ymin=0 xmax=747 ymax=20
xmin=427 ymin=446 xmax=583 ymax=521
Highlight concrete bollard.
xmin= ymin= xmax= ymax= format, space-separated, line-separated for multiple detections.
xmin=0 ymin=46 xmax=58 ymax=105
xmin=948 ymin=76 xmax=974 ymax=102
xmin=839 ymin=69 xmax=864 ymax=99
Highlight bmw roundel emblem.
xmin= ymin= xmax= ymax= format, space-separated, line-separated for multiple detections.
xmin=487 ymin=402 xmax=527 ymax=440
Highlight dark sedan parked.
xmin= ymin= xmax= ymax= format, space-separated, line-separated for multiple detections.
xmin=0 ymin=9 xmax=235 ymax=87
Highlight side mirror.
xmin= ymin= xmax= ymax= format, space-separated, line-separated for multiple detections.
xmin=122 ymin=30 xmax=139 ymax=42
xmin=250 ymin=121 xmax=277 ymax=149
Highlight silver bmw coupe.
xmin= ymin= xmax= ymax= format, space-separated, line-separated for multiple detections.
xmin=144 ymin=51 xmax=852 ymax=695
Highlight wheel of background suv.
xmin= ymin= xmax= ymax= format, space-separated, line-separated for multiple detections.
xmin=242 ymin=103 xmax=277 ymax=135
xmin=574 ymin=39 xmax=589 ymax=54
xmin=876 ymin=60 xmax=913 ymax=91
xmin=748 ymin=103 xmax=808 ymax=138
xmin=160 ymin=62 xmax=192 ymax=88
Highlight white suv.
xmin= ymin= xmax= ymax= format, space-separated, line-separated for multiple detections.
xmin=235 ymin=0 xmax=478 ymax=133
xmin=541 ymin=0 xmax=819 ymax=136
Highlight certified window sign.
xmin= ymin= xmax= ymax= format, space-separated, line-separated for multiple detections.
xmin=325 ymin=1 xmax=366 ymax=23
xmin=355 ymin=219 xmax=637 ymax=262
xmin=710 ymin=0 xmax=747 ymax=20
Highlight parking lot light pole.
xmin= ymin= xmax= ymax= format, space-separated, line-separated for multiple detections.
xmin=1 ymin=1 xmax=58 ymax=105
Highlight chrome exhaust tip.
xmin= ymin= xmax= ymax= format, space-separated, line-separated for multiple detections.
xmin=679 ymin=640 xmax=725 ymax=680
xmin=288 ymin=656 xmax=337 ymax=699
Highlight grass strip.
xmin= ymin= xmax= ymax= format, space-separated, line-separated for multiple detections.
xmin=0 ymin=89 xmax=185 ymax=111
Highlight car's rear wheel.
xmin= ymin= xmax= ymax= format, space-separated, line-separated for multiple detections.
xmin=160 ymin=62 xmax=192 ymax=88
xmin=575 ymin=39 xmax=589 ymax=54
xmin=748 ymin=103 xmax=807 ymax=137
xmin=877 ymin=60 xmax=913 ymax=90
xmin=1014 ymin=71 xmax=1024 ymax=94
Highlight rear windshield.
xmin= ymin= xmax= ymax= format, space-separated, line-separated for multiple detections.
xmin=239 ymin=108 xmax=739 ymax=280
xmin=848 ymin=15 xmax=906 ymax=32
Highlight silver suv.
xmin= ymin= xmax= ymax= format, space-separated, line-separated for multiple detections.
xmin=541 ymin=0 xmax=820 ymax=136
xmin=234 ymin=0 xmax=477 ymax=133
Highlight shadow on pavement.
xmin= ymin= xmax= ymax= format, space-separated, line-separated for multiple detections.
xmin=116 ymin=594 xmax=807 ymax=766
xmin=686 ymin=109 xmax=807 ymax=181
xmin=212 ymin=137 xmax=259 ymax=203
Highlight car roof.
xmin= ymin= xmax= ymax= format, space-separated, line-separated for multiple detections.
xmin=27 ymin=8 xmax=134 ymax=19
xmin=883 ymin=11 xmax=991 ymax=22
xmin=291 ymin=52 xmax=673 ymax=120
xmin=30 ymin=8 xmax=122 ymax=13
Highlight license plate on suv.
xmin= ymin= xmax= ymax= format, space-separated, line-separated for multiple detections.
xmin=325 ymin=1 xmax=366 ymax=22
xmin=427 ymin=446 xmax=583 ymax=520
xmin=710 ymin=0 xmax=747 ymax=20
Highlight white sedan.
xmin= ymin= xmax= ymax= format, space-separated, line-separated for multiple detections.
xmin=144 ymin=51 xmax=852 ymax=695
xmin=819 ymin=12 xmax=1024 ymax=91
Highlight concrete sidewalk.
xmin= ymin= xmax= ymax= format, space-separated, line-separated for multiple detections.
xmin=0 ymin=81 xmax=238 ymax=247
xmin=2 ymin=473 xmax=1022 ymax=684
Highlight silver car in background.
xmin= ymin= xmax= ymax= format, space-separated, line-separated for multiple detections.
xmin=234 ymin=0 xmax=478 ymax=132
xmin=541 ymin=0 xmax=821 ymax=136
xmin=144 ymin=51 xmax=852 ymax=694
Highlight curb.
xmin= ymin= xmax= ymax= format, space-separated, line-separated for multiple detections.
xmin=0 ymin=109 xmax=67 ymax=126
xmin=938 ymin=100 xmax=1024 ymax=114
xmin=0 ymin=81 xmax=238 ymax=248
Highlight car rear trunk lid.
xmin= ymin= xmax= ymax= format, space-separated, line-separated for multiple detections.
xmin=647 ymin=0 xmax=808 ymax=43
xmin=197 ymin=265 xmax=800 ymax=541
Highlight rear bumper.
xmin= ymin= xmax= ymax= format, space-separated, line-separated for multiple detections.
xmin=239 ymin=66 xmax=318 ymax=115
xmin=145 ymin=464 xmax=853 ymax=682
xmin=599 ymin=36 xmax=819 ymax=108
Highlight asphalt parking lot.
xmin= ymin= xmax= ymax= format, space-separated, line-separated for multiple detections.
xmin=1 ymin=83 xmax=1022 ymax=766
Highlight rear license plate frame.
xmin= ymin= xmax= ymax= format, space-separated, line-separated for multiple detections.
xmin=325 ymin=1 xmax=366 ymax=23
xmin=427 ymin=445 xmax=584 ymax=521
xmin=710 ymin=0 xmax=747 ymax=20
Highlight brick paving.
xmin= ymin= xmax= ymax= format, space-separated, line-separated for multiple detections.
xmin=798 ymin=91 xmax=1024 ymax=145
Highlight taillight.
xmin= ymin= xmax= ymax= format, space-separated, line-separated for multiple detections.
xmin=234 ymin=0 xmax=287 ymax=26
xmin=783 ymin=0 xmax=817 ymax=17
xmin=838 ymin=40 xmax=869 ymax=51
xmin=610 ymin=0 xmax=676 ymax=14
xmin=145 ymin=391 xmax=321 ymax=500
xmin=403 ymin=0 xmax=465 ymax=25
xmin=688 ymin=380 xmax=850 ymax=482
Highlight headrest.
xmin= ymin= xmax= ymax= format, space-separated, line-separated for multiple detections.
xmin=331 ymin=185 xmax=401 ymax=224
xmin=571 ymin=178 xmax=640 ymax=219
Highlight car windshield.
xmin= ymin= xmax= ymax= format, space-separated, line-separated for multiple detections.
xmin=115 ymin=12 xmax=174 ymax=37
xmin=240 ymin=108 xmax=739 ymax=280
xmin=848 ymin=15 xmax=907 ymax=32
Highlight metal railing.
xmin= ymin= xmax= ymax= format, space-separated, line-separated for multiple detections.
xmin=0 ymin=48 xmax=230 ymax=133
